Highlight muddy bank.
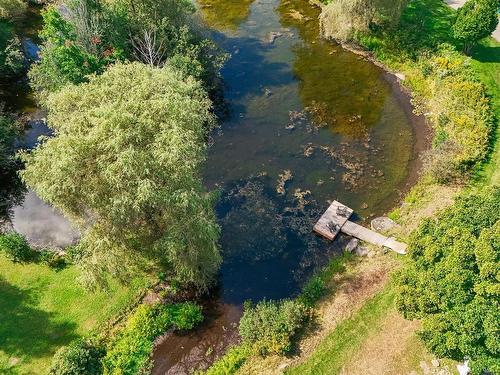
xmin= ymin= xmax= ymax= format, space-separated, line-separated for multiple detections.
xmin=151 ymin=0 xmax=428 ymax=373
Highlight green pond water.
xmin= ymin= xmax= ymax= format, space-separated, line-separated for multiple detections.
xmin=152 ymin=0 xmax=422 ymax=373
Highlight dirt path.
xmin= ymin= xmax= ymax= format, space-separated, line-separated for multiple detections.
xmin=236 ymin=256 xmax=397 ymax=374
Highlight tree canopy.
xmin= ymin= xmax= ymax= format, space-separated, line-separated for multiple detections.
xmin=21 ymin=62 xmax=221 ymax=290
xmin=396 ymin=187 xmax=500 ymax=373
xmin=29 ymin=0 xmax=225 ymax=95
xmin=453 ymin=0 xmax=499 ymax=53
xmin=320 ymin=0 xmax=409 ymax=41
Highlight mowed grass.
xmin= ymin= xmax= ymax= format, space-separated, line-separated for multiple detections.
xmin=287 ymin=2 xmax=500 ymax=375
xmin=287 ymin=287 xmax=395 ymax=375
xmin=471 ymin=38 xmax=500 ymax=186
xmin=0 ymin=255 xmax=148 ymax=374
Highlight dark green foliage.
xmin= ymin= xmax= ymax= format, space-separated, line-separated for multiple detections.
xmin=299 ymin=252 xmax=351 ymax=307
xmin=396 ymin=187 xmax=500 ymax=373
xmin=299 ymin=275 xmax=325 ymax=307
xmin=103 ymin=302 xmax=203 ymax=375
xmin=453 ymin=0 xmax=499 ymax=53
xmin=0 ymin=232 xmax=35 ymax=262
xmin=49 ymin=339 xmax=105 ymax=375
xmin=30 ymin=0 xmax=225 ymax=95
xmin=0 ymin=111 xmax=20 ymax=171
xmin=39 ymin=249 xmax=67 ymax=270
xmin=0 ymin=20 xmax=24 ymax=77
xmin=29 ymin=6 xmax=121 ymax=93
xmin=239 ymin=299 xmax=308 ymax=356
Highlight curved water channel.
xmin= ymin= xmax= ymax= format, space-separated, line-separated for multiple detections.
xmin=0 ymin=1 xmax=426 ymax=374
xmin=151 ymin=0 xmax=425 ymax=373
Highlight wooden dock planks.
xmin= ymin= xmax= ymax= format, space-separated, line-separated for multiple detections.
xmin=341 ymin=221 xmax=407 ymax=254
xmin=313 ymin=200 xmax=353 ymax=240
xmin=314 ymin=201 xmax=407 ymax=254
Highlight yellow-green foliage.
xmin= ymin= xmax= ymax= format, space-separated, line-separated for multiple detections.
xmin=324 ymin=0 xmax=496 ymax=182
xmin=420 ymin=46 xmax=493 ymax=168
xmin=103 ymin=302 xmax=203 ymax=375
xmin=0 ymin=0 xmax=26 ymax=19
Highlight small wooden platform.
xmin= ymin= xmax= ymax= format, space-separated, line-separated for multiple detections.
xmin=314 ymin=201 xmax=407 ymax=254
xmin=342 ymin=221 xmax=407 ymax=254
xmin=313 ymin=200 xmax=353 ymax=240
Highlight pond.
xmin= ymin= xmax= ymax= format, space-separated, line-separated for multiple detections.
xmin=0 ymin=0 xmax=426 ymax=372
xmin=151 ymin=0 xmax=425 ymax=373
xmin=0 ymin=4 xmax=79 ymax=249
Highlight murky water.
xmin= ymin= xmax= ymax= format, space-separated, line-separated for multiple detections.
xmin=0 ymin=1 xmax=423 ymax=372
xmin=152 ymin=0 xmax=423 ymax=373
xmin=0 ymin=4 xmax=78 ymax=248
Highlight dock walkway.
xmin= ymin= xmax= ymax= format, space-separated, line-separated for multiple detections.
xmin=313 ymin=201 xmax=407 ymax=254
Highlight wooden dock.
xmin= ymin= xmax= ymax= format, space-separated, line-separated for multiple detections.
xmin=313 ymin=201 xmax=407 ymax=254
xmin=313 ymin=201 xmax=353 ymax=240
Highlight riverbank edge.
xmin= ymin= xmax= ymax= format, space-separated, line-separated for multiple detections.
xmin=200 ymin=1 xmax=499 ymax=373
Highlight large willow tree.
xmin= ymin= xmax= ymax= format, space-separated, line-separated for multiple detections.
xmin=21 ymin=62 xmax=221 ymax=290
xmin=320 ymin=0 xmax=408 ymax=41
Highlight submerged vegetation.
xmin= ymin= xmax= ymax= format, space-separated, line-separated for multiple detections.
xmin=0 ymin=0 xmax=499 ymax=373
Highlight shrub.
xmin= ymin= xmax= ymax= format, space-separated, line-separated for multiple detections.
xmin=39 ymin=249 xmax=67 ymax=270
xmin=239 ymin=299 xmax=308 ymax=356
xmin=0 ymin=232 xmax=35 ymax=262
xmin=204 ymin=344 xmax=251 ymax=375
xmin=103 ymin=302 xmax=203 ymax=375
xmin=0 ymin=21 xmax=24 ymax=78
xmin=299 ymin=275 xmax=325 ymax=307
xmin=395 ymin=187 xmax=500 ymax=373
xmin=453 ymin=0 xmax=499 ymax=54
xmin=49 ymin=338 xmax=105 ymax=375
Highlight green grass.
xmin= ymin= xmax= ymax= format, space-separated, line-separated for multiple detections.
xmin=0 ymin=255 xmax=148 ymax=374
xmin=470 ymin=38 xmax=500 ymax=186
xmin=287 ymin=287 xmax=395 ymax=375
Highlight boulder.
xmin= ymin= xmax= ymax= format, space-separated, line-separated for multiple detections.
xmin=371 ymin=216 xmax=398 ymax=233
xmin=355 ymin=246 xmax=369 ymax=257
xmin=345 ymin=238 xmax=358 ymax=253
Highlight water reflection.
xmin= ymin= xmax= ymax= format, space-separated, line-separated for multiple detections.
xmin=153 ymin=0 xmax=420 ymax=371
xmin=198 ymin=0 xmax=255 ymax=31
xmin=11 ymin=190 xmax=79 ymax=249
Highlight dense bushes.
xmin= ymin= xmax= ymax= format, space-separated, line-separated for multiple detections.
xmin=419 ymin=45 xmax=494 ymax=181
xmin=103 ymin=302 xmax=203 ymax=375
xmin=49 ymin=339 xmax=105 ymax=375
xmin=0 ymin=232 xmax=35 ymax=262
xmin=0 ymin=20 xmax=24 ymax=77
xmin=0 ymin=112 xmax=20 ymax=172
xmin=323 ymin=0 xmax=496 ymax=183
xmin=239 ymin=299 xmax=308 ymax=355
xmin=396 ymin=187 xmax=500 ymax=373
xmin=453 ymin=0 xmax=499 ymax=53
xmin=29 ymin=0 xmax=225 ymax=95
xmin=320 ymin=0 xmax=409 ymax=41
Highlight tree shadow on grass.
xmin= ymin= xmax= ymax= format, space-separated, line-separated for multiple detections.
xmin=471 ymin=42 xmax=500 ymax=64
xmin=0 ymin=277 xmax=78 ymax=360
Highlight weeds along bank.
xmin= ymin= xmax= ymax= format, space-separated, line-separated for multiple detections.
xmin=202 ymin=0 xmax=499 ymax=374
xmin=0 ymin=0 xmax=227 ymax=373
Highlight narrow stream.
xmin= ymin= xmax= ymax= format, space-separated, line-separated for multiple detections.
xmin=151 ymin=0 xmax=425 ymax=373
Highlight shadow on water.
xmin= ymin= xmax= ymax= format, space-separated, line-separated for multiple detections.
xmin=153 ymin=0 xmax=425 ymax=372
xmin=0 ymin=4 xmax=78 ymax=249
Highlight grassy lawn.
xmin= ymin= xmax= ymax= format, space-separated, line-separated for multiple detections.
xmin=0 ymin=255 xmax=148 ymax=374
xmin=286 ymin=1 xmax=500 ymax=375
xmin=470 ymin=38 xmax=500 ymax=186
xmin=287 ymin=287 xmax=395 ymax=374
